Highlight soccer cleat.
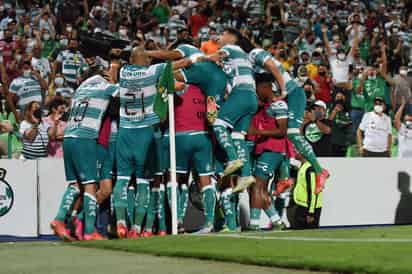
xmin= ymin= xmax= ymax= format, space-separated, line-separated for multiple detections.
xmin=271 ymin=220 xmax=287 ymax=231
xmin=245 ymin=224 xmax=260 ymax=231
xmin=178 ymin=222 xmax=185 ymax=234
xmin=141 ymin=231 xmax=153 ymax=238
xmin=73 ymin=217 xmax=84 ymax=241
xmin=117 ymin=223 xmax=128 ymax=239
xmin=223 ymin=159 xmax=244 ymax=177
xmin=315 ymin=169 xmax=330 ymax=194
xmin=233 ymin=176 xmax=256 ymax=193
xmin=194 ymin=225 xmax=213 ymax=234
xmin=158 ymin=230 xmax=167 ymax=237
xmin=127 ymin=229 xmax=139 ymax=239
xmin=219 ymin=225 xmax=237 ymax=233
xmin=83 ymin=231 xmax=107 ymax=241
xmin=50 ymin=220 xmax=73 ymax=242
xmin=273 ymin=178 xmax=294 ymax=197
xmin=206 ymin=96 xmax=218 ymax=124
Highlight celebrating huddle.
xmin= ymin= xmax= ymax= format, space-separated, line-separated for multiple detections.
xmin=50 ymin=28 xmax=329 ymax=241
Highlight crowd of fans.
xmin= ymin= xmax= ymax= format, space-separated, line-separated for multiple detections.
xmin=0 ymin=0 xmax=412 ymax=159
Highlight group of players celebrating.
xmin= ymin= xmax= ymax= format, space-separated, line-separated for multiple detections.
xmin=50 ymin=28 xmax=329 ymax=241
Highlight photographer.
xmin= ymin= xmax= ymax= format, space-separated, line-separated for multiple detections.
xmin=19 ymin=101 xmax=58 ymax=160
xmin=302 ymin=100 xmax=332 ymax=156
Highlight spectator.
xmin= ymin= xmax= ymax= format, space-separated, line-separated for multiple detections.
xmin=200 ymin=26 xmax=220 ymax=55
xmin=54 ymin=38 xmax=88 ymax=89
xmin=19 ymin=101 xmax=57 ymax=160
xmin=328 ymin=91 xmax=352 ymax=157
xmin=392 ymin=66 xmax=412 ymax=112
xmin=394 ymin=99 xmax=412 ymax=158
xmin=312 ymin=63 xmax=333 ymax=104
xmin=8 ymin=58 xmax=47 ymax=118
xmin=302 ymin=100 xmax=332 ymax=157
xmin=0 ymin=91 xmax=21 ymax=158
xmin=350 ymin=65 xmax=366 ymax=139
xmin=43 ymin=98 xmax=66 ymax=158
xmin=357 ymin=97 xmax=392 ymax=157
xmin=151 ymin=0 xmax=171 ymax=25
xmin=189 ymin=7 xmax=208 ymax=38
xmin=31 ymin=42 xmax=52 ymax=85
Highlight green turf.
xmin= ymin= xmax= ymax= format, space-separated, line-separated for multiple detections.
xmin=75 ymin=226 xmax=412 ymax=274
xmin=0 ymin=242 xmax=322 ymax=274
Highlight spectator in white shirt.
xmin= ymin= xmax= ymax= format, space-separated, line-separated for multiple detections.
xmin=394 ymin=99 xmax=412 ymax=158
xmin=357 ymin=97 xmax=392 ymax=157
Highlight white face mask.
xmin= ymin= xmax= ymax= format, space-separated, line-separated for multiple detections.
xmin=374 ymin=105 xmax=383 ymax=114
xmin=119 ymin=29 xmax=127 ymax=36
xmin=55 ymin=77 xmax=64 ymax=86
xmin=23 ymin=70 xmax=31 ymax=78
xmin=60 ymin=39 xmax=68 ymax=47
xmin=400 ymin=69 xmax=408 ymax=76
xmin=66 ymin=26 xmax=73 ymax=33
xmin=210 ymin=34 xmax=218 ymax=41
xmin=43 ymin=34 xmax=50 ymax=40
xmin=405 ymin=121 xmax=412 ymax=127
xmin=337 ymin=53 xmax=346 ymax=61
xmin=16 ymin=54 xmax=22 ymax=62
xmin=368 ymin=75 xmax=377 ymax=80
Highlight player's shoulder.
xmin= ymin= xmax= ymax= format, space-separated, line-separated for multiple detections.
xmin=270 ymin=100 xmax=288 ymax=110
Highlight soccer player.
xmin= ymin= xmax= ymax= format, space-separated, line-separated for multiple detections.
xmin=198 ymin=28 xmax=258 ymax=192
xmin=114 ymin=46 xmax=190 ymax=239
xmin=247 ymin=73 xmax=291 ymax=230
xmin=50 ymin=69 xmax=118 ymax=241
xmin=248 ymin=47 xmax=329 ymax=194
xmin=145 ymin=42 xmax=227 ymax=123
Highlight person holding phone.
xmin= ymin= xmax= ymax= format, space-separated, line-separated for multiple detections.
xmin=19 ymin=101 xmax=57 ymax=159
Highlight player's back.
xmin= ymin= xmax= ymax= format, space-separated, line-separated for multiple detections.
xmin=65 ymin=75 xmax=117 ymax=139
xmin=220 ymin=44 xmax=255 ymax=91
xmin=118 ymin=63 xmax=165 ymax=128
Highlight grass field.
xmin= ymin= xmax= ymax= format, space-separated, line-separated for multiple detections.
xmin=3 ymin=226 xmax=412 ymax=274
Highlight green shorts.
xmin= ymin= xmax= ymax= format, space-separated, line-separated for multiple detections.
xmin=286 ymin=82 xmax=306 ymax=133
xmin=145 ymin=130 xmax=169 ymax=177
xmin=97 ymin=141 xmax=117 ymax=181
xmin=181 ymin=62 xmax=227 ymax=106
xmin=218 ymin=88 xmax=258 ymax=133
xmin=116 ymin=127 xmax=154 ymax=179
xmin=63 ymin=138 xmax=98 ymax=184
xmin=254 ymin=152 xmax=285 ymax=181
xmin=175 ymin=131 xmax=214 ymax=176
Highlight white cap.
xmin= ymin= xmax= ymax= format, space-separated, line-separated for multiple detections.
xmin=314 ymin=100 xmax=327 ymax=110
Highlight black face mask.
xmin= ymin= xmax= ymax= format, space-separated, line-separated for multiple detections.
xmin=61 ymin=112 xmax=70 ymax=122
xmin=5 ymin=37 xmax=12 ymax=43
xmin=318 ymin=71 xmax=326 ymax=76
xmin=69 ymin=47 xmax=77 ymax=53
xmin=33 ymin=109 xmax=42 ymax=120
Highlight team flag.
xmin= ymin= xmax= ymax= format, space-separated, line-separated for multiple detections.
xmin=154 ymin=61 xmax=175 ymax=122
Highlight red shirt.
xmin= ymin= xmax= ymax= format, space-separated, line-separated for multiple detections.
xmin=189 ymin=14 xmax=207 ymax=37
xmin=0 ymin=40 xmax=17 ymax=66
xmin=175 ymin=84 xmax=207 ymax=132
xmin=313 ymin=75 xmax=332 ymax=104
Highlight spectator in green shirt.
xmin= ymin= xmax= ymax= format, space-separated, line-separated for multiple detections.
xmin=40 ymin=28 xmax=59 ymax=59
xmin=328 ymin=91 xmax=352 ymax=156
xmin=350 ymin=65 xmax=366 ymax=138
xmin=152 ymin=0 xmax=171 ymax=25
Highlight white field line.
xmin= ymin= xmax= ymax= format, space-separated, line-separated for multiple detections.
xmin=187 ymin=233 xmax=412 ymax=243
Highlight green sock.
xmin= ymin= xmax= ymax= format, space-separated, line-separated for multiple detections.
xmin=158 ymin=184 xmax=166 ymax=232
xmin=113 ymin=178 xmax=129 ymax=225
xmin=178 ymin=184 xmax=189 ymax=223
xmin=127 ymin=186 xmax=135 ymax=227
xmin=232 ymin=193 xmax=240 ymax=227
xmin=288 ymin=133 xmax=322 ymax=173
xmin=134 ymin=179 xmax=150 ymax=232
xmin=213 ymin=124 xmax=237 ymax=161
xmin=202 ymin=184 xmax=216 ymax=227
xmin=84 ymin=193 xmax=97 ymax=235
xmin=279 ymin=157 xmax=290 ymax=180
xmin=220 ymin=188 xmax=237 ymax=231
xmin=275 ymin=196 xmax=285 ymax=218
xmin=250 ymin=208 xmax=261 ymax=227
xmin=167 ymin=182 xmax=180 ymax=221
xmin=264 ymin=203 xmax=280 ymax=224
xmin=232 ymin=136 xmax=251 ymax=177
xmin=145 ymin=188 xmax=158 ymax=232
xmin=55 ymin=185 xmax=80 ymax=222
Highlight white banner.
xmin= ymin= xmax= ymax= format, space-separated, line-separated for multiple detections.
xmin=0 ymin=160 xmax=38 ymax=237
xmin=38 ymin=158 xmax=67 ymax=235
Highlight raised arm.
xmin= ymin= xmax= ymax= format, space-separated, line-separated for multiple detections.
xmin=321 ymin=25 xmax=332 ymax=56
xmin=146 ymin=49 xmax=183 ymax=60
xmin=394 ymin=98 xmax=406 ymax=131
xmin=264 ymin=59 xmax=286 ymax=93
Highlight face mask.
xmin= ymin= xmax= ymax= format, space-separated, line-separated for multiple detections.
xmin=5 ymin=37 xmax=12 ymax=43
xmin=368 ymin=75 xmax=376 ymax=80
xmin=55 ymin=77 xmax=64 ymax=86
xmin=374 ymin=105 xmax=383 ymax=114
xmin=314 ymin=111 xmax=323 ymax=120
xmin=332 ymin=35 xmax=340 ymax=42
xmin=33 ymin=108 xmax=42 ymax=120
xmin=210 ymin=34 xmax=218 ymax=41
xmin=318 ymin=71 xmax=326 ymax=76
xmin=392 ymin=28 xmax=399 ymax=33
xmin=43 ymin=34 xmax=50 ymax=40
xmin=69 ymin=47 xmax=77 ymax=53
xmin=23 ymin=70 xmax=31 ymax=78
xmin=119 ymin=29 xmax=127 ymax=36
xmin=313 ymin=59 xmax=321 ymax=65
xmin=15 ymin=54 xmax=22 ymax=62
xmin=400 ymin=69 xmax=408 ymax=76
xmin=60 ymin=39 xmax=68 ymax=46
xmin=405 ymin=121 xmax=412 ymax=129
xmin=299 ymin=76 xmax=308 ymax=83
xmin=66 ymin=26 xmax=72 ymax=33
xmin=337 ymin=53 xmax=346 ymax=61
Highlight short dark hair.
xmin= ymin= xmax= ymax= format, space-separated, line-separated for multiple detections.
xmin=224 ymin=27 xmax=243 ymax=44
xmin=255 ymin=73 xmax=275 ymax=84
xmin=48 ymin=98 xmax=66 ymax=113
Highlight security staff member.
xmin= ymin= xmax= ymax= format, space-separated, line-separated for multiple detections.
xmin=288 ymin=159 xmax=323 ymax=229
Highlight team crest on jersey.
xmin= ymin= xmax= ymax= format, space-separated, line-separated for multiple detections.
xmin=0 ymin=168 xmax=14 ymax=218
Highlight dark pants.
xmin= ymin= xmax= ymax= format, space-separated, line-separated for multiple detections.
xmin=287 ymin=204 xmax=322 ymax=229
xmin=363 ymin=150 xmax=390 ymax=157
xmin=350 ymin=109 xmax=364 ymax=141
xmin=331 ymin=144 xmax=348 ymax=157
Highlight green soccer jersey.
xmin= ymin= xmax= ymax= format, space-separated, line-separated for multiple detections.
xmin=248 ymin=48 xmax=296 ymax=93
xmin=351 ymin=78 xmax=365 ymax=109
xmin=56 ymin=50 xmax=88 ymax=85
xmin=9 ymin=76 xmax=43 ymax=110
xmin=266 ymin=100 xmax=288 ymax=120
xmin=219 ymin=44 xmax=256 ymax=92
xmin=175 ymin=44 xmax=204 ymax=60
xmin=118 ymin=63 xmax=166 ymax=128
xmin=64 ymin=75 xmax=118 ymax=139
xmin=363 ymin=76 xmax=390 ymax=112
